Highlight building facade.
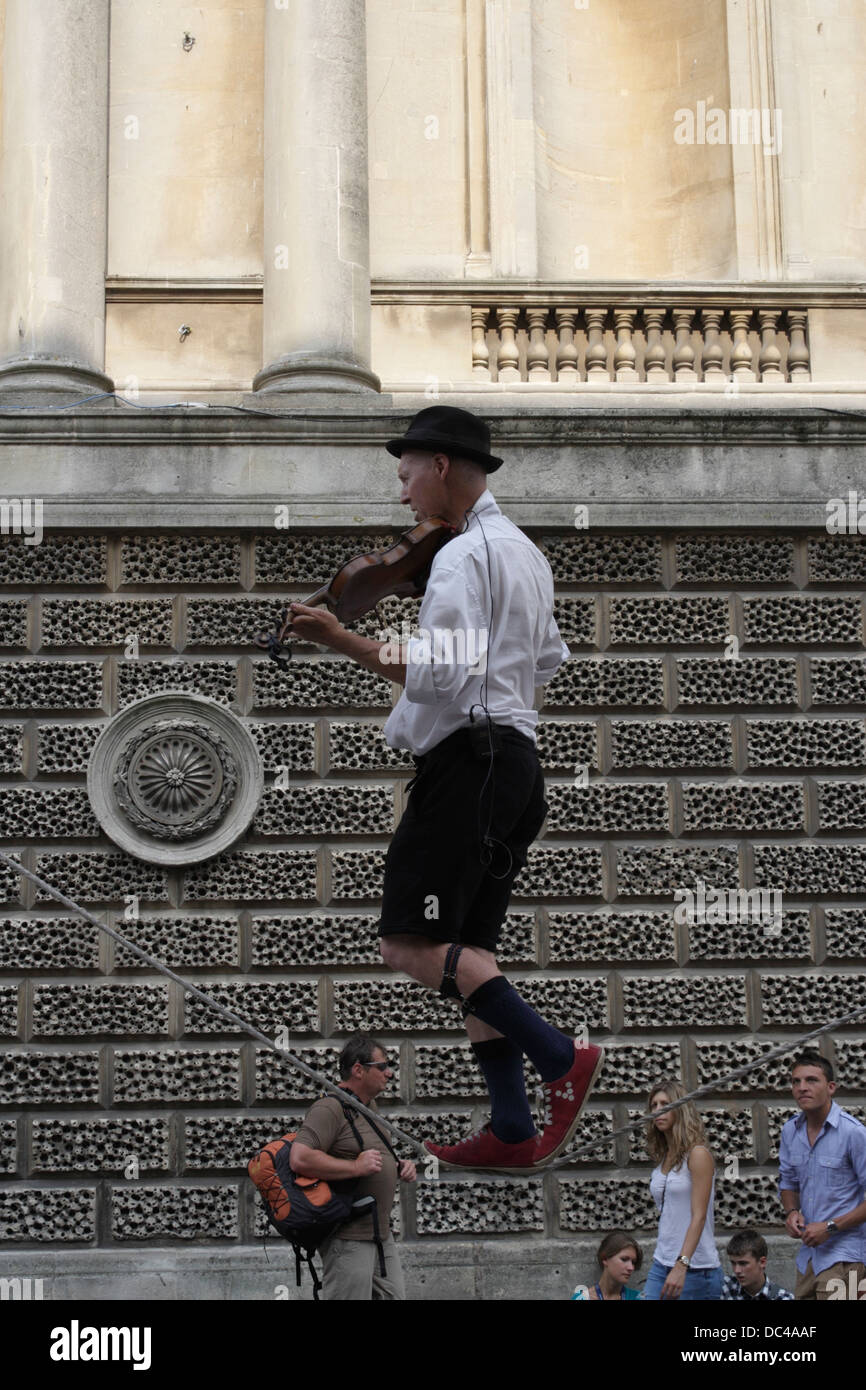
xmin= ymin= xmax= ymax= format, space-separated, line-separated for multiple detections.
xmin=0 ymin=0 xmax=864 ymax=1299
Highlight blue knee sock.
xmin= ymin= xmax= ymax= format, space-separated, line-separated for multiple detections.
xmin=471 ymin=1038 xmax=536 ymax=1143
xmin=466 ymin=977 xmax=574 ymax=1083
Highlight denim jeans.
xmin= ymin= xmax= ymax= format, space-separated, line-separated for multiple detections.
xmin=642 ymin=1257 xmax=723 ymax=1301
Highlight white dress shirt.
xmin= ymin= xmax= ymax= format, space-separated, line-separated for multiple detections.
xmin=382 ymin=489 xmax=569 ymax=755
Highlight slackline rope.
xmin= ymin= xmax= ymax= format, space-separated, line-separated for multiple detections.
xmin=3 ymin=848 xmax=864 ymax=1181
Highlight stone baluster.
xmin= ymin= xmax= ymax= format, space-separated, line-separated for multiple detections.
xmin=701 ymin=309 xmax=726 ymax=384
xmin=757 ymin=310 xmax=784 ymax=383
xmin=644 ymin=308 xmax=668 ymax=383
xmin=471 ymin=308 xmax=491 ymax=379
xmin=786 ymin=310 xmax=810 ymax=381
xmin=613 ymin=309 xmax=639 ymax=382
xmin=496 ymin=307 xmax=521 ymax=383
xmin=672 ymin=309 xmax=698 ymax=383
xmin=730 ymin=309 xmax=757 ymax=382
xmin=554 ymin=309 xmax=579 ymax=382
xmin=526 ymin=308 xmax=551 ymax=381
xmin=585 ymin=309 xmax=609 ymax=381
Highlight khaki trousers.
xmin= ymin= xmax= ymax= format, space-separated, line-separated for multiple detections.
xmin=319 ymin=1232 xmax=406 ymax=1301
xmin=794 ymin=1260 xmax=866 ymax=1300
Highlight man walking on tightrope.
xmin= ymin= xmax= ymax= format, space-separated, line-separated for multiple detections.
xmin=287 ymin=406 xmax=603 ymax=1172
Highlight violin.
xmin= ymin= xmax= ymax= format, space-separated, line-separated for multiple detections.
xmin=253 ymin=516 xmax=457 ymax=669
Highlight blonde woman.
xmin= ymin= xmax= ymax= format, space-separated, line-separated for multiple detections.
xmin=643 ymin=1077 xmax=722 ymax=1301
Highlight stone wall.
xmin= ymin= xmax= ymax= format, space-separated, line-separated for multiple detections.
xmin=1 ymin=523 xmax=864 ymax=1272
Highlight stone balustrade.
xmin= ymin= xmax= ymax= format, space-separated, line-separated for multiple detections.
xmin=469 ymin=302 xmax=810 ymax=385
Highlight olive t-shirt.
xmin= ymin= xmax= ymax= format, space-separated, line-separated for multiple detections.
xmin=293 ymin=1093 xmax=398 ymax=1241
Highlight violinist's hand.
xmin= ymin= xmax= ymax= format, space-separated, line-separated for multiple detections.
xmin=286 ymin=602 xmax=345 ymax=650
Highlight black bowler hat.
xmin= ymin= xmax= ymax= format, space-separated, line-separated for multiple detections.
xmin=385 ymin=406 xmax=503 ymax=473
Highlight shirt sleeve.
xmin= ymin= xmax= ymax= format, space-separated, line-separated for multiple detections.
xmin=778 ymin=1120 xmax=800 ymax=1196
xmin=846 ymin=1118 xmax=866 ymax=1196
xmin=403 ymin=555 xmax=488 ymax=707
xmin=534 ymin=612 xmax=570 ymax=686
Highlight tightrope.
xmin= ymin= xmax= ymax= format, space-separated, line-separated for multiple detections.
xmin=2 ymin=848 xmax=864 ymax=1182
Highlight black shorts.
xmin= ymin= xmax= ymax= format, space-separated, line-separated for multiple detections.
xmin=378 ymin=724 xmax=548 ymax=953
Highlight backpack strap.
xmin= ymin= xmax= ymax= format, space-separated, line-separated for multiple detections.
xmin=339 ymin=1096 xmax=404 ymax=1173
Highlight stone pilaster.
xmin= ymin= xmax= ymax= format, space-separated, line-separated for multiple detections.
xmin=0 ymin=0 xmax=114 ymax=404
xmin=251 ymin=0 xmax=381 ymax=398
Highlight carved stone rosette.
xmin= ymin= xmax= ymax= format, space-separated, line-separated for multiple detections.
xmin=87 ymin=695 xmax=263 ymax=865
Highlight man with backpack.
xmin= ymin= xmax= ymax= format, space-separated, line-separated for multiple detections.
xmin=290 ymin=1032 xmax=416 ymax=1300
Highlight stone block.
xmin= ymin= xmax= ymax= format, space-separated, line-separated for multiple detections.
xmin=552 ymin=597 xmax=596 ymax=645
xmin=540 ymin=534 xmax=662 ymax=584
xmin=110 ymin=1184 xmax=238 ymax=1239
xmin=743 ymin=596 xmax=862 ymax=646
xmin=252 ymin=785 xmax=393 ymax=836
xmin=824 ymin=908 xmax=866 ymax=960
xmin=677 ymin=657 xmax=798 ymax=706
xmin=184 ymin=1115 xmax=305 ymax=1171
xmin=616 ymin=845 xmax=738 ymax=895
xmin=609 ymin=596 xmax=729 ymax=645
xmin=694 ymin=1040 xmax=794 ymax=1094
xmin=113 ymin=1049 xmax=241 ymax=1105
xmin=549 ymin=911 xmax=676 ymax=964
xmin=0 ymin=1119 xmax=16 ymax=1173
xmin=0 ymin=1052 xmax=100 ymax=1106
xmin=622 ymin=974 xmax=748 ymax=1028
xmin=514 ymin=847 xmax=605 ymax=899
xmin=31 ymin=1118 xmax=170 ymax=1173
xmin=183 ymin=850 xmax=318 ymax=903
xmin=811 ymin=659 xmax=866 ymax=705
xmin=681 ymin=781 xmax=804 ymax=832
xmin=0 ymin=599 xmax=28 ymax=648
xmin=253 ymin=658 xmax=391 ymax=710
xmin=254 ymin=1046 xmax=341 ymax=1104
xmin=0 ymin=535 xmax=106 ymax=587
xmin=255 ymin=533 xmax=395 ymax=585
xmin=545 ymin=658 xmax=665 ymax=709
xmin=808 ymin=536 xmax=866 ymax=583
xmin=753 ymin=843 xmax=866 ymax=894
xmin=35 ymin=852 xmax=168 ymax=905
xmin=114 ymin=916 xmax=240 ymax=970
xmin=560 ymin=1177 xmax=655 ymax=1231
xmin=714 ymin=1174 xmax=779 ymax=1228
xmin=0 ymin=788 xmax=100 ymax=839
xmin=760 ymin=972 xmax=866 ymax=1027
xmin=817 ymin=781 xmax=866 ymax=830
xmin=545 ymin=783 xmax=669 ymax=833
xmin=688 ymin=910 xmax=811 ymax=962
xmin=520 ymin=977 xmax=608 ymax=1030
xmin=32 ymin=984 xmax=169 ymax=1037
xmin=675 ymin=534 xmax=794 ymax=584
xmin=118 ymin=659 xmax=237 ymax=707
xmin=629 ymin=1105 xmax=755 ymax=1164
xmin=328 ymin=722 xmax=412 ymax=771
xmin=611 ymin=719 xmax=733 ymax=769
xmin=0 ymin=916 xmax=101 ymax=970
xmin=535 ymin=720 xmax=598 ymax=771
xmin=330 ymin=849 xmax=386 ymax=900
xmin=833 ymin=1041 xmax=866 ymax=1089
xmin=0 ymin=1188 xmax=95 ymax=1241
xmin=41 ymin=598 xmax=173 ymax=648
xmin=248 ymin=721 xmax=317 ymax=772
xmin=417 ymin=1179 xmax=544 ymax=1235
xmin=745 ymin=718 xmax=866 ymax=769
xmin=36 ymin=722 xmax=104 ymax=773
xmin=120 ymin=535 xmax=241 ymax=586
xmin=333 ymin=980 xmax=463 ymax=1033
xmin=184 ymin=981 xmax=319 ymax=1036
xmin=186 ymin=598 xmax=290 ymax=648
xmin=0 ymin=984 xmax=19 ymax=1035
xmin=0 ymin=723 xmax=24 ymax=773
xmin=0 ymin=661 xmax=103 ymax=711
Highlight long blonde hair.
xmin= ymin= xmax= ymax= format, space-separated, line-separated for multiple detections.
xmin=646 ymin=1076 xmax=711 ymax=1170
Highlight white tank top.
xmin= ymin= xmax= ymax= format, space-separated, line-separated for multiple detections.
xmin=650 ymin=1153 xmax=720 ymax=1269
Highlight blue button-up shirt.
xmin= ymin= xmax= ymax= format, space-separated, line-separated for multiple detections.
xmin=778 ymin=1101 xmax=866 ymax=1274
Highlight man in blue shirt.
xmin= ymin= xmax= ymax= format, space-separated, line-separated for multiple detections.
xmin=778 ymin=1051 xmax=866 ymax=1300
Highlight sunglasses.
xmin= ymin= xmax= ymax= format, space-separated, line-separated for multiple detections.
xmin=361 ymin=1061 xmax=392 ymax=1072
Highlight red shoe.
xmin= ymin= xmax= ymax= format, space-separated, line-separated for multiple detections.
xmin=533 ymin=1042 xmax=605 ymax=1166
xmin=424 ymin=1124 xmax=539 ymax=1175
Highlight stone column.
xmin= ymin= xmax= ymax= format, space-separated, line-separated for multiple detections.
xmin=252 ymin=0 xmax=381 ymax=397
xmin=0 ymin=0 xmax=114 ymax=403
